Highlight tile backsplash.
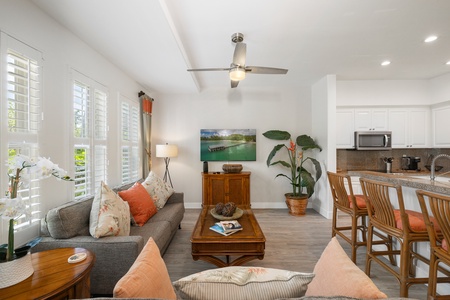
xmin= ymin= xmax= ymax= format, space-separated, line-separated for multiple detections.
xmin=337 ymin=148 xmax=450 ymax=173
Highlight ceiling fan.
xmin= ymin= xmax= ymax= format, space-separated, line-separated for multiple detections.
xmin=187 ymin=33 xmax=288 ymax=88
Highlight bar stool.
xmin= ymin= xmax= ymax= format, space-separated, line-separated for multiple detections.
xmin=416 ymin=189 xmax=450 ymax=300
xmin=360 ymin=177 xmax=431 ymax=298
xmin=327 ymin=171 xmax=368 ymax=263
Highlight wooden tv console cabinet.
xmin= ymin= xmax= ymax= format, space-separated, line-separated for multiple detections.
xmin=201 ymin=171 xmax=250 ymax=206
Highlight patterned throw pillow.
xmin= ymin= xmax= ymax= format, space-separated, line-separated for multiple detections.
xmin=118 ymin=182 xmax=157 ymax=226
xmin=173 ymin=266 xmax=314 ymax=300
xmin=89 ymin=181 xmax=131 ymax=238
xmin=142 ymin=171 xmax=174 ymax=209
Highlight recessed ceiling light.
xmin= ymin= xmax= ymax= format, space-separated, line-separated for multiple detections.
xmin=381 ymin=61 xmax=391 ymax=66
xmin=446 ymin=61 xmax=450 ymax=65
xmin=424 ymin=35 xmax=438 ymax=43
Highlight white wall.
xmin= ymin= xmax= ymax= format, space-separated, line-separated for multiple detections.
xmin=0 ymin=0 xmax=144 ymax=214
xmin=151 ymin=86 xmax=313 ymax=208
xmin=337 ymin=80 xmax=431 ymax=106
xmin=430 ymin=73 xmax=450 ymax=104
xmin=312 ymin=75 xmax=336 ymax=218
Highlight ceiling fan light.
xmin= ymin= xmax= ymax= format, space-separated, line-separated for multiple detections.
xmin=229 ymin=67 xmax=246 ymax=81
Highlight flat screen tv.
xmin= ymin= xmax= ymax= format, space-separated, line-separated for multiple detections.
xmin=200 ymin=129 xmax=256 ymax=161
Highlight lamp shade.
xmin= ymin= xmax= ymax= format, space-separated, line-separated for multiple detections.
xmin=229 ymin=67 xmax=246 ymax=81
xmin=156 ymin=144 xmax=178 ymax=158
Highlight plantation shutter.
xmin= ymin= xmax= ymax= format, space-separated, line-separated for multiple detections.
xmin=1 ymin=32 xmax=43 ymax=246
xmin=71 ymin=70 xmax=108 ymax=199
xmin=121 ymin=96 xmax=140 ymax=184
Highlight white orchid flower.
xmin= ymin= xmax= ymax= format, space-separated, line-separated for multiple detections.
xmin=0 ymin=197 xmax=26 ymax=219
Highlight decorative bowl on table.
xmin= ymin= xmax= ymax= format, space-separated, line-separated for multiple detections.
xmin=210 ymin=207 xmax=243 ymax=220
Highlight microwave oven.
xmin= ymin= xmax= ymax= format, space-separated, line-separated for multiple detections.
xmin=354 ymin=131 xmax=392 ymax=150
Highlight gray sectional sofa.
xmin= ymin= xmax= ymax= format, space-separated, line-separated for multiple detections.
xmin=32 ymin=181 xmax=185 ymax=296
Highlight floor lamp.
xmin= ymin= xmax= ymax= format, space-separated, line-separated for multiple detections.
xmin=156 ymin=144 xmax=178 ymax=187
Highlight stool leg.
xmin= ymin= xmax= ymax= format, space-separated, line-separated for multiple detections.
xmin=351 ymin=213 xmax=358 ymax=263
xmin=427 ymin=253 xmax=438 ymax=300
xmin=365 ymin=223 xmax=374 ymax=276
xmin=332 ymin=206 xmax=337 ymax=238
xmin=399 ymin=240 xmax=410 ymax=297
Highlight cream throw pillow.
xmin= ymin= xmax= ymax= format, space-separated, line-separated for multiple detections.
xmin=173 ymin=266 xmax=314 ymax=300
xmin=89 ymin=181 xmax=130 ymax=238
xmin=305 ymin=237 xmax=387 ymax=298
xmin=142 ymin=171 xmax=174 ymax=209
xmin=113 ymin=238 xmax=176 ymax=299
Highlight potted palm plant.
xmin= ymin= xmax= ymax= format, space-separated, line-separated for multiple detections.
xmin=263 ymin=130 xmax=322 ymax=215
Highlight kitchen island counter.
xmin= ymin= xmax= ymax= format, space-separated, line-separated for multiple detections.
xmin=346 ymin=170 xmax=450 ymax=195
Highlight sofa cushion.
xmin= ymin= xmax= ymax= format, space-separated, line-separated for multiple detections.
xmin=142 ymin=171 xmax=174 ymax=209
xmin=118 ymin=182 xmax=157 ymax=226
xmin=305 ymin=237 xmax=387 ymax=299
xmin=113 ymin=237 xmax=176 ymax=299
xmin=45 ymin=196 xmax=93 ymax=239
xmin=90 ymin=181 xmax=131 ymax=238
xmin=130 ymin=220 xmax=172 ymax=252
xmin=173 ymin=266 xmax=314 ymax=300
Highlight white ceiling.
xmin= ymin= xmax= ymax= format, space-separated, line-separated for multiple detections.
xmin=31 ymin=0 xmax=450 ymax=94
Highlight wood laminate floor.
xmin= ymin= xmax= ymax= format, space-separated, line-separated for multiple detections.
xmin=163 ymin=208 xmax=429 ymax=299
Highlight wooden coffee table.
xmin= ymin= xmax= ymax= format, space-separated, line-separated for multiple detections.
xmin=0 ymin=247 xmax=95 ymax=299
xmin=191 ymin=206 xmax=266 ymax=267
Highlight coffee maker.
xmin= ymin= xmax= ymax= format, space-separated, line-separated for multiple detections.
xmin=401 ymin=156 xmax=421 ymax=171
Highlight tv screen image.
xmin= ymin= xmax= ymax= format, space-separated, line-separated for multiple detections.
xmin=200 ymin=129 xmax=256 ymax=161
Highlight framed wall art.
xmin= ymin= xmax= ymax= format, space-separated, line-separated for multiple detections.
xmin=200 ymin=129 xmax=256 ymax=161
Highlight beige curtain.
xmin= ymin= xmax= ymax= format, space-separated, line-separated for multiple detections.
xmin=139 ymin=91 xmax=153 ymax=178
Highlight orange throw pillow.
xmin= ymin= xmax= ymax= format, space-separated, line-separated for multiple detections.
xmin=113 ymin=238 xmax=176 ymax=299
xmin=119 ymin=182 xmax=157 ymax=226
xmin=305 ymin=237 xmax=387 ymax=298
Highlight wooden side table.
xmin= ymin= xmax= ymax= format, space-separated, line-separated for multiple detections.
xmin=0 ymin=247 xmax=95 ymax=300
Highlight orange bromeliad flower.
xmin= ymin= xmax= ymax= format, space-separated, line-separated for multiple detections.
xmin=287 ymin=140 xmax=295 ymax=152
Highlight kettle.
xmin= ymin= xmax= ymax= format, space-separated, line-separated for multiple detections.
xmin=401 ymin=156 xmax=421 ymax=170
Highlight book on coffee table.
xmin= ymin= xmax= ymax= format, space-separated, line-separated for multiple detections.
xmin=219 ymin=220 xmax=242 ymax=231
xmin=209 ymin=222 xmax=243 ymax=236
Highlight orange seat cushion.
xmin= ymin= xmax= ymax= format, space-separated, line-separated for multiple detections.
xmin=393 ymin=210 xmax=428 ymax=232
xmin=393 ymin=209 xmax=442 ymax=233
xmin=348 ymin=194 xmax=367 ymax=209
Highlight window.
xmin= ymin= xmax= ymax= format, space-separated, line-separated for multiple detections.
xmin=71 ymin=71 xmax=108 ymax=199
xmin=121 ymin=96 xmax=140 ymax=184
xmin=0 ymin=32 xmax=43 ymax=245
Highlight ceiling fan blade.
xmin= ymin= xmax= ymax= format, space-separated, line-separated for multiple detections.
xmin=232 ymin=42 xmax=246 ymax=66
xmin=245 ymin=66 xmax=288 ymax=74
xmin=187 ymin=67 xmax=230 ymax=72
xmin=231 ymin=80 xmax=239 ymax=88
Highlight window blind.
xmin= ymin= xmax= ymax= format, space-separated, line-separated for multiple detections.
xmin=71 ymin=71 xmax=108 ymax=199
xmin=120 ymin=96 xmax=140 ymax=184
xmin=7 ymin=49 xmax=40 ymax=133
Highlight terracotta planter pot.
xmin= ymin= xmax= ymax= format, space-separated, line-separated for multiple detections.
xmin=285 ymin=193 xmax=308 ymax=216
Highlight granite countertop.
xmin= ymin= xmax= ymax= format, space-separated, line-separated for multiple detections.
xmin=345 ymin=170 xmax=450 ymax=195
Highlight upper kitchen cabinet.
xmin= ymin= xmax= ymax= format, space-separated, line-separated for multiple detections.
xmin=388 ymin=107 xmax=430 ymax=148
xmin=336 ymin=108 xmax=355 ymax=149
xmin=432 ymin=104 xmax=450 ymax=147
xmin=354 ymin=108 xmax=388 ymax=131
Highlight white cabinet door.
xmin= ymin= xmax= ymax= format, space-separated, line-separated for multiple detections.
xmin=432 ymin=105 xmax=450 ymax=147
xmin=408 ymin=109 xmax=429 ymax=148
xmin=389 ymin=109 xmax=408 ymax=148
xmin=354 ymin=108 xmax=388 ymax=131
xmin=389 ymin=108 xmax=429 ymax=148
xmin=336 ymin=108 xmax=354 ymax=149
